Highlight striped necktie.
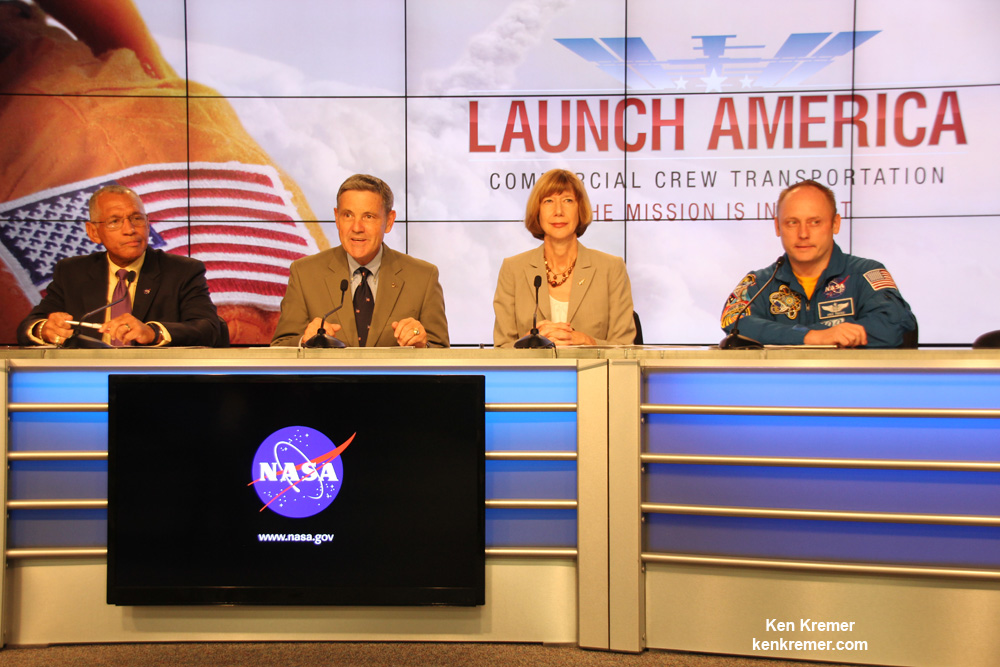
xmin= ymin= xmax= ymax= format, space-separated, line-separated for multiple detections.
xmin=109 ymin=268 xmax=132 ymax=346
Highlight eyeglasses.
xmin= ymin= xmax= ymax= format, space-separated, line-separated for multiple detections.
xmin=100 ymin=213 xmax=149 ymax=231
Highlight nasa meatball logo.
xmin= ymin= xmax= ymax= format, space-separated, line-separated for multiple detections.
xmin=248 ymin=426 xmax=354 ymax=518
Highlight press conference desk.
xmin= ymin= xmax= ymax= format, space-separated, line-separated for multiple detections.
xmin=2 ymin=347 xmax=998 ymax=666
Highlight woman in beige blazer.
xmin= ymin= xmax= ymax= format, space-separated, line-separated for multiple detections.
xmin=493 ymin=169 xmax=636 ymax=347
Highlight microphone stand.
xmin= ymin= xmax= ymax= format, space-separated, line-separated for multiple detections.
xmin=719 ymin=256 xmax=785 ymax=350
xmin=514 ymin=275 xmax=555 ymax=349
xmin=303 ymin=280 xmax=349 ymax=348
xmin=64 ymin=271 xmax=136 ymax=349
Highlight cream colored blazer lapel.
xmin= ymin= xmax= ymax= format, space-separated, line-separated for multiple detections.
xmin=522 ymin=245 xmax=551 ymax=321
xmin=567 ymin=244 xmax=595 ymax=324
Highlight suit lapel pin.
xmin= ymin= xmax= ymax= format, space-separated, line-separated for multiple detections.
xmin=143 ymin=289 xmax=151 ymax=294
xmin=392 ymin=281 xmax=397 ymax=288
xmin=578 ymin=278 xmax=585 ymax=285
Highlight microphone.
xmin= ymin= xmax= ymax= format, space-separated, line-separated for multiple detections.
xmin=719 ymin=256 xmax=785 ymax=350
xmin=64 ymin=271 xmax=137 ymax=349
xmin=514 ymin=275 xmax=555 ymax=349
xmin=303 ymin=279 xmax=349 ymax=348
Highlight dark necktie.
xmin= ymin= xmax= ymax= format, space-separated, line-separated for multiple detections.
xmin=109 ymin=268 xmax=132 ymax=346
xmin=353 ymin=267 xmax=374 ymax=346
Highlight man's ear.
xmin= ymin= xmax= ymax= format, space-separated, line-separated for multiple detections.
xmin=832 ymin=213 xmax=842 ymax=234
xmin=774 ymin=218 xmax=781 ymax=237
xmin=384 ymin=210 xmax=397 ymax=234
xmin=85 ymin=221 xmax=102 ymax=245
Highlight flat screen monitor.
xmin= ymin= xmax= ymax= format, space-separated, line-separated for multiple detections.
xmin=107 ymin=374 xmax=485 ymax=606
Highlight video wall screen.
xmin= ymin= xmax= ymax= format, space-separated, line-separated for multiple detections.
xmin=1 ymin=0 xmax=997 ymax=345
xmin=107 ymin=374 xmax=486 ymax=605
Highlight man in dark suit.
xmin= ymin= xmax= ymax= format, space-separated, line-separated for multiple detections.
xmin=17 ymin=185 xmax=223 ymax=347
xmin=271 ymin=174 xmax=448 ymax=347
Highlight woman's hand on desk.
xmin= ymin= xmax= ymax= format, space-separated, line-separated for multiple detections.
xmin=536 ymin=320 xmax=595 ymax=346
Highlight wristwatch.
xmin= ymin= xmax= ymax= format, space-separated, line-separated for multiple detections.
xmin=146 ymin=323 xmax=163 ymax=346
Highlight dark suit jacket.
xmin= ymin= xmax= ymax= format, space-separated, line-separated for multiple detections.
xmin=271 ymin=244 xmax=449 ymax=347
xmin=493 ymin=242 xmax=636 ymax=347
xmin=16 ymin=248 xmax=223 ymax=347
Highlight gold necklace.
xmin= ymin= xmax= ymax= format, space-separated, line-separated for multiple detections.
xmin=545 ymin=256 xmax=576 ymax=287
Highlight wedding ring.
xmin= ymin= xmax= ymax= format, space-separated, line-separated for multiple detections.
xmin=54 ymin=335 xmax=61 ymax=345
xmin=413 ymin=328 xmax=420 ymax=335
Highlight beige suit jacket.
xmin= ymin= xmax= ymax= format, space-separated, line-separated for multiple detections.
xmin=492 ymin=243 xmax=635 ymax=347
xmin=271 ymin=244 xmax=449 ymax=347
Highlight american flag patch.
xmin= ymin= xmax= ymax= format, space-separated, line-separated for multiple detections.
xmin=0 ymin=162 xmax=320 ymax=310
xmin=863 ymin=268 xmax=898 ymax=291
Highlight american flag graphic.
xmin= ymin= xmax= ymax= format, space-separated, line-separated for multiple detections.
xmin=863 ymin=268 xmax=898 ymax=291
xmin=0 ymin=162 xmax=320 ymax=311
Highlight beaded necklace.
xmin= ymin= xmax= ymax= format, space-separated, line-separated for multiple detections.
xmin=544 ymin=256 xmax=576 ymax=287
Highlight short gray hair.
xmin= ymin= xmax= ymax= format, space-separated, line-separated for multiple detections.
xmin=88 ymin=185 xmax=144 ymax=220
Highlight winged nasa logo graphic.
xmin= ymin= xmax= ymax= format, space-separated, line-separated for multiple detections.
xmin=248 ymin=426 xmax=353 ymax=519
xmin=556 ymin=32 xmax=880 ymax=91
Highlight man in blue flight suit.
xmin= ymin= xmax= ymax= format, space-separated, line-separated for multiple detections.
xmin=721 ymin=180 xmax=916 ymax=348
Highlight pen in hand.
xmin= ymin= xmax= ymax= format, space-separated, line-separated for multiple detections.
xmin=65 ymin=320 xmax=102 ymax=329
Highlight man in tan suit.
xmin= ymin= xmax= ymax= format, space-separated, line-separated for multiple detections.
xmin=271 ymin=175 xmax=448 ymax=347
